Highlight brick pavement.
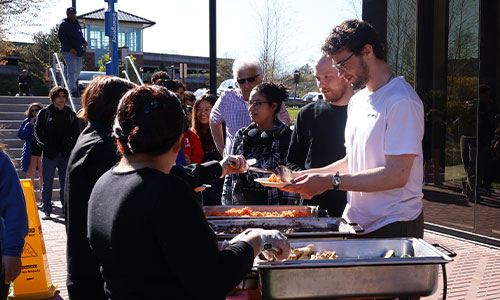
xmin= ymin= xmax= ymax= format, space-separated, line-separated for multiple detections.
xmin=422 ymin=183 xmax=500 ymax=239
xmin=34 ymin=202 xmax=500 ymax=300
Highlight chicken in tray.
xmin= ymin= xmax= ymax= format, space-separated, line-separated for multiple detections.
xmin=287 ymin=244 xmax=338 ymax=261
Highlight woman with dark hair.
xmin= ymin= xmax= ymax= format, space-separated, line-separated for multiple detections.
xmin=223 ymin=82 xmax=299 ymax=205
xmin=88 ymin=85 xmax=290 ymax=299
xmin=64 ymin=76 xmax=137 ymax=300
xmin=18 ymin=102 xmax=44 ymax=193
xmin=192 ymin=93 xmax=224 ymax=204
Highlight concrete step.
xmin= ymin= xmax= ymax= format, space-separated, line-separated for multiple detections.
xmin=18 ymin=175 xmax=61 ymax=190
xmin=0 ymin=120 xmax=23 ymax=129
xmin=4 ymin=147 xmax=22 ymax=157
xmin=1 ymin=138 xmax=24 ymax=148
xmin=0 ymin=103 xmax=36 ymax=113
xmin=0 ymin=96 xmax=50 ymax=105
xmin=0 ymin=129 xmax=19 ymax=138
xmin=0 ymin=111 xmax=26 ymax=120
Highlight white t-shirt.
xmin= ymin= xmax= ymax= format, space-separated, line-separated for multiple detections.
xmin=343 ymin=77 xmax=424 ymax=234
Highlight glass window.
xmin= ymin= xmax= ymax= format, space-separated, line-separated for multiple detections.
xmin=90 ymin=30 xmax=101 ymax=49
xmin=119 ymin=32 xmax=126 ymax=47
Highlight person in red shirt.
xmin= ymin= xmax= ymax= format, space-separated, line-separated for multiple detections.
xmin=183 ymin=128 xmax=204 ymax=164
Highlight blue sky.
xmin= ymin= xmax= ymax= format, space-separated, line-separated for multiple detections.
xmin=8 ymin=0 xmax=361 ymax=70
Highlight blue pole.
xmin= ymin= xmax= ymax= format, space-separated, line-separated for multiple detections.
xmin=104 ymin=0 xmax=119 ymax=75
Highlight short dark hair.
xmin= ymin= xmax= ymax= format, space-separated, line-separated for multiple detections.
xmin=81 ymin=76 xmax=136 ymax=126
xmin=184 ymin=91 xmax=196 ymax=103
xmin=322 ymin=19 xmax=385 ymax=60
xmin=25 ymin=102 xmax=43 ymax=118
xmin=49 ymin=86 xmax=69 ymax=103
xmin=251 ymin=82 xmax=288 ymax=117
xmin=199 ymin=93 xmax=217 ymax=106
xmin=151 ymin=71 xmax=170 ymax=83
xmin=113 ymin=85 xmax=186 ymax=156
xmin=154 ymin=79 xmax=184 ymax=93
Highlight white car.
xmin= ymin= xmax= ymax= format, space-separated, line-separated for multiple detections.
xmin=302 ymin=92 xmax=323 ymax=101
xmin=217 ymin=79 xmax=237 ymax=96
xmin=78 ymin=71 xmax=105 ymax=95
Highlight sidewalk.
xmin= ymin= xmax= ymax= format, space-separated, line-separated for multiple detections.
xmin=37 ymin=202 xmax=500 ymax=300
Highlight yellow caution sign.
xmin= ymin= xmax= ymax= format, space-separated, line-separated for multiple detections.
xmin=9 ymin=179 xmax=57 ymax=299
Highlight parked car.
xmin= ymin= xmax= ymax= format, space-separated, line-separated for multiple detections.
xmin=78 ymin=71 xmax=105 ymax=95
xmin=302 ymin=92 xmax=323 ymax=102
xmin=217 ymin=79 xmax=237 ymax=96
xmin=194 ymin=88 xmax=209 ymax=98
xmin=288 ymin=92 xmax=303 ymax=101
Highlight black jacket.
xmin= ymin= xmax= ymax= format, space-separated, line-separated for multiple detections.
xmin=58 ymin=18 xmax=86 ymax=56
xmin=65 ymin=122 xmax=223 ymax=299
xmin=34 ymin=104 xmax=80 ymax=159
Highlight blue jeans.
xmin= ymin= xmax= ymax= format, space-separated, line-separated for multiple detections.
xmin=42 ymin=152 xmax=68 ymax=214
xmin=61 ymin=51 xmax=82 ymax=95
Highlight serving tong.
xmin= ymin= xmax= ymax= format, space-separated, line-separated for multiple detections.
xmin=230 ymin=158 xmax=294 ymax=183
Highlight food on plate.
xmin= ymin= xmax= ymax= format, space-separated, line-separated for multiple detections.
xmin=267 ymin=173 xmax=283 ymax=183
xmin=204 ymin=206 xmax=312 ymax=218
xmin=287 ymin=244 xmax=338 ymax=261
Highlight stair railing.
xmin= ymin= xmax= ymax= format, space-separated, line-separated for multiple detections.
xmin=124 ymin=56 xmax=143 ymax=85
xmin=52 ymin=53 xmax=76 ymax=112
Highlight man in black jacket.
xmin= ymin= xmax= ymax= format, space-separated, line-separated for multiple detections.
xmin=286 ymin=54 xmax=353 ymax=216
xmin=35 ymin=86 xmax=80 ymax=219
xmin=18 ymin=69 xmax=32 ymax=96
xmin=58 ymin=7 xmax=87 ymax=97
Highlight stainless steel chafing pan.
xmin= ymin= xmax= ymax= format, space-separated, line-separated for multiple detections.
xmin=254 ymin=238 xmax=454 ymax=300
xmin=208 ymin=217 xmax=363 ymax=239
xmin=203 ymin=205 xmax=319 ymax=219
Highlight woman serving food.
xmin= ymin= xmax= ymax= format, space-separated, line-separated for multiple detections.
xmin=87 ymin=85 xmax=290 ymax=299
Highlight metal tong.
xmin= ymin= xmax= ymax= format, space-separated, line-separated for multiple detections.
xmin=229 ymin=159 xmax=294 ymax=183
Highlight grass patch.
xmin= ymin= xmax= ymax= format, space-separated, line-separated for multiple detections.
xmin=287 ymin=107 xmax=300 ymax=125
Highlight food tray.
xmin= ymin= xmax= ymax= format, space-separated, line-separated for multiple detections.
xmin=208 ymin=217 xmax=363 ymax=239
xmin=203 ymin=205 xmax=319 ymax=219
xmin=254 ymin=238 xmax=454 ymax=299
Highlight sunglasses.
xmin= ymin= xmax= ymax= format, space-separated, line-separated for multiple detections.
xmin=237 ymin=74 xmax=260 ymax=85
xmin=31 ymin=108 xmax=41 ymax=113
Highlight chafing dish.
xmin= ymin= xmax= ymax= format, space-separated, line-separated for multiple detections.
xmin=209 ymin=217 xmax=363 ymax=239
xmin=203 ymin=205 xmax=319 ymax=219
xmin=254 ymin=238 xmax=454 ymax=299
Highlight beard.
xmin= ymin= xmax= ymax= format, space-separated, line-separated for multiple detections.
xmin=324 ymin=84 xmax=347 ymax=103
xmin=350 ymin=59 xmax=369 ymax=90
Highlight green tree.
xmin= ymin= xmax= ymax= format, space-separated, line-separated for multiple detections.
xmin=19 ymin=26 xmax=60 ymax=93
xmin=0 ymin=0 xmax=50 ymax=38
xmin=97 ymin=53 xmax=139 ymax=83
xmin=281 ymin=64 xmax=318 ymax=98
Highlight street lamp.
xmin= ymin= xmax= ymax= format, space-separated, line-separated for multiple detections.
xmin=293 ymin=70 xmax=300 ymax=101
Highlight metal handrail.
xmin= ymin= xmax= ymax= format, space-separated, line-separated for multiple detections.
xmin=124 ymin=55 xmax=143 ymax=85
xmin=52 ymin=53 xmax=76 ymax=112
xmin=122 ymin=70 xmax=130 ymax=82
xmin=48 ymin=67 xmax=59 ymax=87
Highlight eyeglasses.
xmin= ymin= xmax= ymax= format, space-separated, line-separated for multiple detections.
xmin=237 ymin=74 xmax=260 ymax=85
xmin=248 ymin=100 xmax=269 ymax=108
xmin=332 ymin=53 xmax=354 ymax=73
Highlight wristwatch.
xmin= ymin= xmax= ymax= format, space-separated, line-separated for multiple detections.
xmin=332 ymin=172 xmax=341 ymax=190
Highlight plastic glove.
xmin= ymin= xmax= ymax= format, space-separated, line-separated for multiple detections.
xmin=220 ymin=155 xmax=248 ymax=177
xmin=258 ymin=229 xmax=291 ymax=260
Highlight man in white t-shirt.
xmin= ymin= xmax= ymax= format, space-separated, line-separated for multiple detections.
xmin=283 ymin=20 xmax=425 ymax=238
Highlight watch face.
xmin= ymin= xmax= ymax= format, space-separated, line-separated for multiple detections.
xmin=334 ymin=178 xmax=341 ymax=185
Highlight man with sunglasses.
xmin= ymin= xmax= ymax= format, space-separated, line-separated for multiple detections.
xmin=210 ymin=58 xmax=289 ymax=157
xmin=286 ymin=54 xmax=353 ymax=217
xmin=283 ymin=20 xmax=425 ymax=240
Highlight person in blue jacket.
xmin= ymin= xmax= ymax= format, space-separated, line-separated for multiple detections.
xmin=0 ymin=149 xmax=29 ymax=300
xmin=58 ymin=7 xmax=87 ymax=97
xmin=17 ymin=103 xmax=44 ymax=194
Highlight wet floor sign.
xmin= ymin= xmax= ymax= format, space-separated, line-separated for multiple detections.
xmin=9 ymin=179 xmax=57 ymax=299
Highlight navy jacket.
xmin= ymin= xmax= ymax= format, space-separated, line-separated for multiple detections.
xmin=58 ymin=18 xmax=86 ymax=56
xmin=17 ymin=118 xmax=34 ymax=172
xmin=0 ymin=151 xmax=29 ymax=257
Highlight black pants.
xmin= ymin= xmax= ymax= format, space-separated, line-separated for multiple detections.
xmin=359 ymin=212 xmax=424 ymax=239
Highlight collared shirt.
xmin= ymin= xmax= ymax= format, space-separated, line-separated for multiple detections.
xmin=210 ymin=90 xmax=252 ymax=156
